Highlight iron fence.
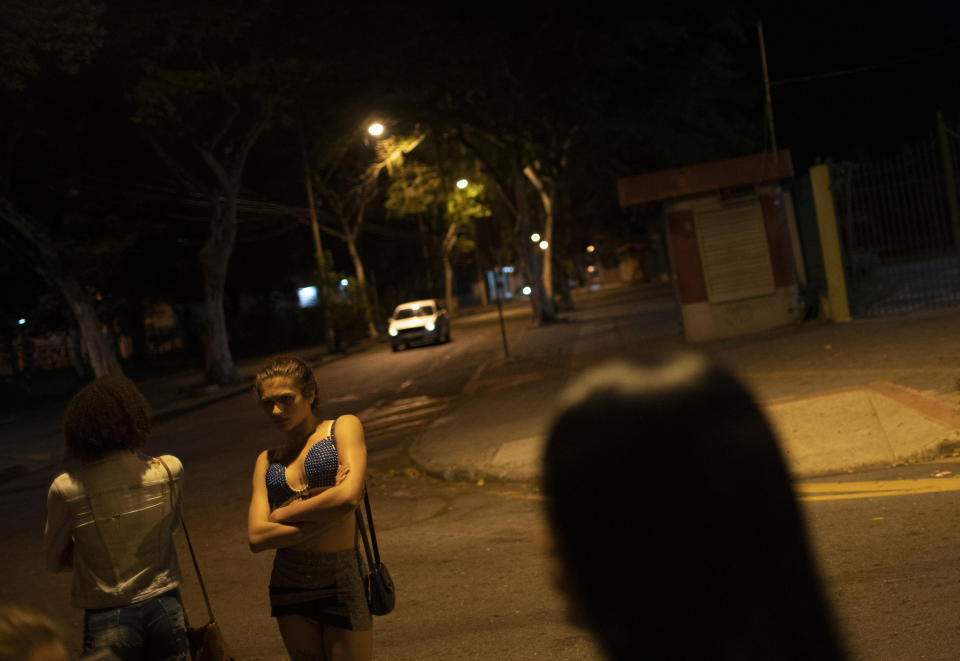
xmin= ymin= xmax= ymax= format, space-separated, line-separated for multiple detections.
xmin=830 ymin=123 xmax=960 ymax=317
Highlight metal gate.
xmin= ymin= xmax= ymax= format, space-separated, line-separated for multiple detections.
xmin=830 ymin=118 xmax=960 ymax=317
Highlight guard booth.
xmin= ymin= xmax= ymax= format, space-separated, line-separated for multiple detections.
xmin=617 ymin=150 xmax=801 ymax=342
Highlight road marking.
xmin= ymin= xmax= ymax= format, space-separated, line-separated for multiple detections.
xmin=487 ymin=478 xmax=960 ymax=504
xmin=797 ymin=476 xmax=960 ymax=502
xmin=357 ymin=395 xmax=454 ymax=449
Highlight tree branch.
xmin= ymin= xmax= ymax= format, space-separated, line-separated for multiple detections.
xmin=456 ymin=126 xmax=517 ymax=216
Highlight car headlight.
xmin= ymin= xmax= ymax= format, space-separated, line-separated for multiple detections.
xmin=425 ymin=321 xmax=435 ymax=332
xmin=389 ymin=326 xmax=398 ymax=337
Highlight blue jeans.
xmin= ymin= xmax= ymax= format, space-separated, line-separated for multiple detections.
xmin=82 ymin=592 xmax=189 ymax=661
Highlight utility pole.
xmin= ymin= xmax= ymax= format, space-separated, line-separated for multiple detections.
xmin=297 ymin=117 xmax=337 ymax=352
xmin=758 ymin=20 xmax=777 ymax=155
xmin=937 ymin=111 xmax=960 ymax=268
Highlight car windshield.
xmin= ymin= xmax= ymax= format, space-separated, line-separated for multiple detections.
xmin=395 ymin=304 xmax=435 ymax=319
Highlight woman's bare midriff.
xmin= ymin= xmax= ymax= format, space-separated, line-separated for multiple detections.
xmin=276 ymin=485 xmax=358 ymax=553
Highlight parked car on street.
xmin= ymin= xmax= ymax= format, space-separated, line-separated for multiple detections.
xmin=387 ymin=299 xmax=450 ymax=351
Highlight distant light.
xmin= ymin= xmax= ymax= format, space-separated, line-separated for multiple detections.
xmin=586 ymin=245 xmax=596 ymax=253
xmin=368 ymin=122 xmax=384 ymax=136
xmin=530 ymin=233 xmax=540 ymax=242
xmin=17 ymin=318 xmax=26 ymax=326
xmin=539 ymin=240 xmax=549 ymax=250
xmin=340 ymin=278 xmax=349 ymax=287
xmin=502 ymin=266 xmax=515 ymax=273
xmin=297 ymin=286 xmax=318 ymax=308
xmin=456 ymin=179 xmax=468 ymax=189
xmin=412 ymin=303 xmax=420 ymax=310
xmin=587 ymin=265 xmax=595 ymax=273
xmin=522 ymin=286 xmax=532 ymax=295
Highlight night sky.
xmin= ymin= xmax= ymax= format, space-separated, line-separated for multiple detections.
xmin=755 ymin=3 xmax=960 ymax=167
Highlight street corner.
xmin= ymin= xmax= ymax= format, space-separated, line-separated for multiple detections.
xmin=764 ymin=382 xmax=960 ymax=477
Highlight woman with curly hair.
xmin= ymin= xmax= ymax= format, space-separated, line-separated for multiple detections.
xmin=247 ymin=355 xmax=371 ymax=661
xmin=43 ymin=375 xmax=187 ymax=660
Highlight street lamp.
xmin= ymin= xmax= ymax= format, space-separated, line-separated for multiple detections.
xmin=586 ymin=244 xmax=596 ymax=253
xmin=539 ymin=240 xmax=549 ymax=250
xmin=368 ymin=122 xmax=384 ymax=137
xmin=531 ymin=233 xmax=541 ymax=242
xmin=456 ymin=178 xmax=468 ymax=189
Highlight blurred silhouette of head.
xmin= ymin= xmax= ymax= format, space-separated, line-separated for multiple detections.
xmin=0 ymin=604 xmax=68 ymax=661
xmin=64 ymin=375 xmax=151 ymax=463
xmin=541 ymin=352 xmax=845 ymax=661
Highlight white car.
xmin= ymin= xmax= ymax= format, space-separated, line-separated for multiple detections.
xmin=387 ymin=299 xmax=450 ymax=351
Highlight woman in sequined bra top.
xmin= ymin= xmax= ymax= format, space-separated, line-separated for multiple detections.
xmin=247 ymin=354 xmax=371 ymax=661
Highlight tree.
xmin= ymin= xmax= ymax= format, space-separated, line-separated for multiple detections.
xmin=384 ymin=147 xmax=490 ymax=313
xmin=370 ymin=2 xmax=759 ymax=324
xmin=311 ymin=130 xmax=426 ymax=338
xmin=125 ymin=2 xmax=293 ymax=384
xmin=0 ymin=0 xmax=123 ymax=377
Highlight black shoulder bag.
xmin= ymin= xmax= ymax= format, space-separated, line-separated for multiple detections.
xmin=355 ymin=485 xmax=396 ymax=615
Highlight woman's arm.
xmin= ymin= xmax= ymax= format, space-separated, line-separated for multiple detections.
xmin=247 ymin=450 xmax=326 ymax=553
xmin=43 ymin=481 xmax=74 ymax=572
xmin=267 ymin=414 xmax=367 ymax=525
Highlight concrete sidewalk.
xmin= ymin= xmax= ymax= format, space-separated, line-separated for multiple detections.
xmin=410 ymin=283 xmax=960 ymax=483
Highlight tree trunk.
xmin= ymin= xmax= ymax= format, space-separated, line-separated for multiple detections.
xmin=474 ymin=256 xmax=489 ymax=307
xmin=345 ymin=230 xmax=379 ymax=339
xmin=513 ymin=165 xmax=555 ymax=325
xmin=442 ymin=222 xmax=458 ymax=314
xmin=523 ymin=166 xmax=554 ymax=300
xmin=56 ymin=275 xmax=123 ymax=377
xmin=0 ymin=196 xmax=122 ymax=377
xmin=199 ymin=197 xmax=238 ymax=385
xmin=416 ymin=214 xmax=435 ymax=294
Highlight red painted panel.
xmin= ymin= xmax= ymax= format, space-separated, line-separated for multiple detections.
xmin=761 ymin=193 xmax=797 ymax=287
xmin=667 ymin=210 xmax=708 ymax=304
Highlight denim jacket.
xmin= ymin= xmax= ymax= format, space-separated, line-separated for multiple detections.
xmin=44 ymin=451 xmax=183 ymax=609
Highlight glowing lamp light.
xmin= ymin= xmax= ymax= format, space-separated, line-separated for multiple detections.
xmin=587 ymin=265 xmax=595 ymax=273
xmin=389 ymin=327 xmax=398 ymax=337
xmin=367 ymin=122 xmax=384 ymax=136
xmin=425 ymin=322 xmax=435 ymax=331
xmin=530 ymin=233 xmax=541 ymax=242
xmin=17 ymin=318 xmax=26 ymax=325
xmin=586 ymin=245 xmax=596 ymax=253
xmin=340 ymin=278 xmax=349 ymax=287
xmin=539 ymin=240 xmax=549 ymax=250
xmin=522 ymin=286 xmax=532 ymax=295
xmin=456 ymin=178 xmax=468 ymax=189
xmin=296 ymin=286 xmax=318 ymax=308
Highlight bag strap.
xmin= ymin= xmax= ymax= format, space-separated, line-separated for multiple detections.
xmin=354 ymin=484 xmax=381 ymax=567
xmin=157 ymin=457 xmax=215 ymax=624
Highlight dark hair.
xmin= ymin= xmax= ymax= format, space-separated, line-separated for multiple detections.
xmin=63 ymin=375 xmax=151 ymax=462
xmin=254 ymin=354 xmax=318 ymax=409
xmin=542 ymin=353 xmax=845 ymax=661
xmin=0 ymin=604 xmax=66 ymax=660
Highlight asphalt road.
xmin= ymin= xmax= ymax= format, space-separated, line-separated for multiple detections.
xmin=4 ymin=289 xmax=960 ymax=659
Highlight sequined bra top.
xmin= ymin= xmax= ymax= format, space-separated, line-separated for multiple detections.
xmin=265 ymin=419 xmax=338 ymax=509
